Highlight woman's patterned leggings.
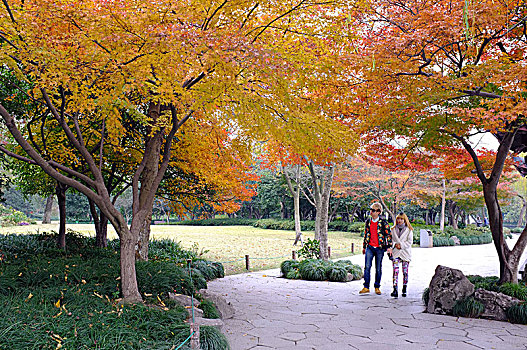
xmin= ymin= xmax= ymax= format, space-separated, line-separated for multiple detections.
xmin=392 ymin=258 xmax=409 ymax=289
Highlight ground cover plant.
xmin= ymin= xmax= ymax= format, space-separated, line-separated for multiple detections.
xmin=1 ymin=223 xmax=363 ymax=275
xmin=0 ymin=232 xmax=229 ymax=349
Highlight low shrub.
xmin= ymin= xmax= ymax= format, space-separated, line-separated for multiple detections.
xmin=349 ymin=222 xmax=365 ymax=234
xmin=511 ymin=227 xmax=524 ymax=233
xmin=432 ymin=236 xmax=455 ymax=247
xmin=452 ymin=297 xmax=485 ymax=318
xmin=175 ymin=218 xmax=256 ymax=226
xmin=506 ymin=303 xmax=527 ymax=324
xmin=297 ymin=238 xmax=320 ymax=259
xmin=328 ymin=221 xmax=351 ymax=232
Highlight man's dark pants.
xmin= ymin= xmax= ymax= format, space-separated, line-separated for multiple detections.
xmin=363 ymin=245 xmax=384 ymax=288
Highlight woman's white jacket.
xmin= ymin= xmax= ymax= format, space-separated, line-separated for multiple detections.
xmin=391 ymin=226 xmax=413 ymax=262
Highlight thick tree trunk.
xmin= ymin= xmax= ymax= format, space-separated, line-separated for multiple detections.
xmin=136 ymin=213 xmax=152 ymax=261
xmin=42 ymin=194 xmax=53 ymax=224
xmin=56 ymin=183 xmax=67 ymax=249
xmin=120 ymin=228 xmax=142 ymax=302
xmin=484 ymin=185 xmax=518 ymax=283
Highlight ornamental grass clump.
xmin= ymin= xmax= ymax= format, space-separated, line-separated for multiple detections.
xmin=466 ymin=275 xmax=500 ymax=292
xmin=498 ymin=282 xmax=527 ymax=301
xmin=199 ymin=299 xmax=221 ymax=319
xmin=452 ymin=297 xmax=485 ymax=318
xmin=298 ymin=259 xmax=328 ymax=281
xmin=422 ymin=288 xmax=430 ymax=306
xmin=506 ymin=303 xmax=527 ymax=324
xmin=327 ymin=266 xmax=348 ymax=282
xmin=281 ymin=259 xmax=362 ymax=282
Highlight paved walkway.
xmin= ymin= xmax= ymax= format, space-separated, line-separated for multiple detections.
xmin=207 ymin=237 xmax=527 ymax=349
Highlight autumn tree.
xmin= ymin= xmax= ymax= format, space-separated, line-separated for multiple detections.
xmin=349 ymin=0 xmax=527 ymax=282
xmin=0 ymin=0 xmax=358 ymax=301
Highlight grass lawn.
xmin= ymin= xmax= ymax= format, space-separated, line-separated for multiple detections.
xmin=0 ymin=223 xmax=363 ymax=275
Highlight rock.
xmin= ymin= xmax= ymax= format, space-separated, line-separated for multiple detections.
xmin=186 ymin=306 xmax=204 ymax=319
xmin=168 ymin=292 xmax=200 ymax=308
xmin=199 ymin=290 xmax=235 ymax=320
xmin=450 ymin=236 xmax=461 ymax=245
xmin=426 ymin=265 xmax=474 ymax=315
xmin=346 ymin=273 xmax=354 ymax=282
xmin=475 ymin=288 xmax=522 ymax=321
xmin=188 ymin=317 xmax=224 ymax=330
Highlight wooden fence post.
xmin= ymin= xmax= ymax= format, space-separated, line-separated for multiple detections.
xmin=292 ymin=250 xmax=297 ymax=260
xmin=190 ymin=323 xmax=200 ymax=349
xmin=328 ymin=246 xmax=331 ymax=258
xmin=245 ymin=254 xmax=250 ymax=270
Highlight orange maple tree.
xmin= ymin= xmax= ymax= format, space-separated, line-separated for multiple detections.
xmin=346 ymin=0 xmax=527 ymax=282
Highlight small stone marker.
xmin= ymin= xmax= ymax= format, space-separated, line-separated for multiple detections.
xmin=420 ymin=229 xmax=433 ymax=248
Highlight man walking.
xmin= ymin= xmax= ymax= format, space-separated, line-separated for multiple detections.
xmin=359 ymin=202 xmax=392 ymax=295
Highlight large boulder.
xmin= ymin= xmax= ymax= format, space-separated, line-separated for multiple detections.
xmin=426 ymin=265 xmax=475 ymax=314
xmin=474 ymin=288 xmax=522 ymax=321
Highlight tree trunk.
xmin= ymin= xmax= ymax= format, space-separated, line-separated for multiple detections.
xmin=484 ymin=185 xmax=518 ymax=283
xmin=518 ymin=197 xmax=526 ymax=227
xmin=42 ymin=194 xmax=53 ymax=224
xmin=56 ymin=183 xmax=67 ymax=249
xmin=292 ymin=193 xmax=303 ymax=246
xmin=96 ymin=213 xmax=109 ymax=248
xmin=440 ymin=179 xmax=446 ymax=231
xmin=89 ymin=199 xmax=109 ymax=248
xmin=136 ymin=213 xmax=152 ymax=261
xmin=314 ymin=165 xmax=334 ymax=261
xmin=120 ymin=228 xmax=142 ymax=302
xmin=460 ymin=130 xmax=527 ymax=284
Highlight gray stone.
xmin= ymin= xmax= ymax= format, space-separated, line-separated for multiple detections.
xmin=346 ymin=272 xmax=354 ymax=282
xmin=198 ymin=289 xmax=235 ymax=319
xmin=451 ymin=236 xmax=461 ymax=245
xmin=189 ymin=316 xmax=224 ymax=330
xmin=426 ymin=265 xmax=474 ymax=315
xmin=474 ymin=288 xmax=522 ymax=321
xmin=168 ymin=292 xmax=200 ymax=308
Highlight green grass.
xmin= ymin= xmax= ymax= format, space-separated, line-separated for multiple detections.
xmin=1 ymin=223 xmax=363 ymax=275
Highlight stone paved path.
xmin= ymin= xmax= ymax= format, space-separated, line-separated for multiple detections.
xmin=207 ymin=237 xmax=527 ymax=349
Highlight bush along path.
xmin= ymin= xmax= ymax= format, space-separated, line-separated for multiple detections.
xmin=0 ymin=232 xmax=230 ymax=350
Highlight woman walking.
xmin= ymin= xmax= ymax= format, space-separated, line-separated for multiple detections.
xmin=390 ymin=213 xmax=413 ymax=298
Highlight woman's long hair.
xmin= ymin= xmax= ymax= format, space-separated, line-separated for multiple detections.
xmin=393 ymin=213 xmax=413 ymax=231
